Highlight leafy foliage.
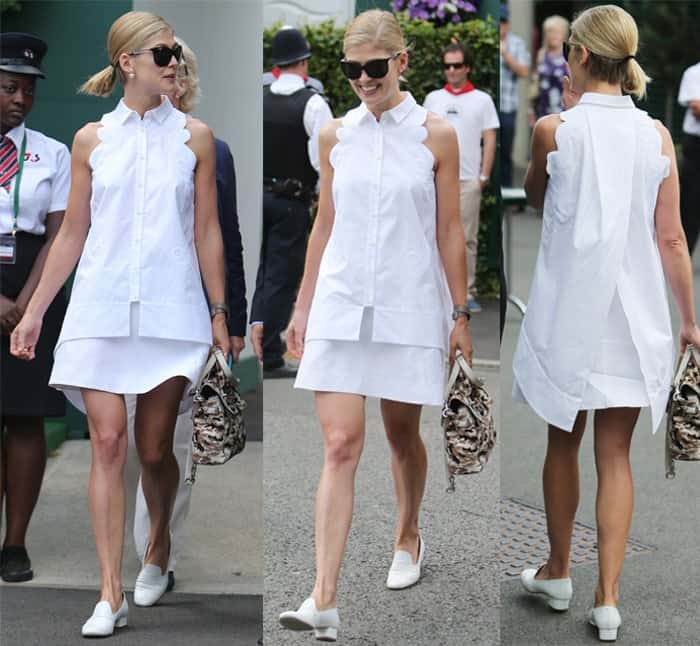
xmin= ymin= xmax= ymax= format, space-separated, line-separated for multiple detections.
xmin=263 ymin=16 xmax=500 ymax=294
xmin=0 ymin=0 xmax=22 ymax=13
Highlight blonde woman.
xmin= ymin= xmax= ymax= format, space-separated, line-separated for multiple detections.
xmin=279 ymin=9 xmax=472 ymax=642
xmin=513 ymin=5 xmax=700 ymax=641
xmin=529 ymin=15 xmax=569 ymax=121
xmin=10 ymin=11 xmax=229 ymax=637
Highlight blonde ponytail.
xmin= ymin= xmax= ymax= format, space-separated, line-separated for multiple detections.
xmin=570 ymin=5 xmax=650 ymax=99
xmin=77 ymin=11 xmax=173 ymax=99
xmin=622 ymin=57 xmax=650 ymax=100
xmin=79 ymin=64 xmax=118 ymax=97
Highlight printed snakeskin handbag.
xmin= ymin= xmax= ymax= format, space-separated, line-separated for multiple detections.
xmin=441 ymin=352 xmax=496 ymax=492
xmin=666 ymin=344 xmax=700 ymax=478
xmin=187 ymin=346 xmax=247 ymax=484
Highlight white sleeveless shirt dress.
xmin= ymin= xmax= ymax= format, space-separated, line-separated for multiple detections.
xmin=294 ymin=93 xmax=452 ymax=405
xmin=513 ymin=93 xmax=674 ymax=433
xmin=50 ymin=98 xmax=211 ymax=412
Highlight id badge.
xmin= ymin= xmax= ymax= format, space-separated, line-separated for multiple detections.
xmin=0 ymin=234 xmax=16 ymax=265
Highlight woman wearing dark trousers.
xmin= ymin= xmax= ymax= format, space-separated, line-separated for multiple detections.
xmin=0 ymin=33 xmax=69 ymax=583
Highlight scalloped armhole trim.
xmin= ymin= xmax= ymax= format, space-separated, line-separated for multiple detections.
xmin=418 ymin=112 xmax=437 ymax=170
xmin=179 ymin=119 xmax=196 ymax=167
xmin=545 ymin=114 xmax=566 ymax=176
xmin=328 ymin=121 xmax=344 ymax=169
xmin=87 ymin=120 xmax=107 ymax=171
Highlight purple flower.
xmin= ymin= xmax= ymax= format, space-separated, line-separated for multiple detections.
xmin=452 ymin=13 xmax=461 ymax=22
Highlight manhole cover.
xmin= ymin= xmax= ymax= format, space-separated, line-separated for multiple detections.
xmin=500 ymin=497 xmax=655 ymax=579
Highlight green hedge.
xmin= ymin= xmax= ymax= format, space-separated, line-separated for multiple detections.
xmin=264 ymin=16 xmax=500 ymax=295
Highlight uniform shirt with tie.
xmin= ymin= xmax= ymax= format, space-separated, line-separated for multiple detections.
xmin=0 ymin=123 xmax=70 ymax=235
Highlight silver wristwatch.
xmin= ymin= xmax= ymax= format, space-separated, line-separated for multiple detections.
xmin=210 ymin=302 xmax=229 ymax=319
xmin=452 ymin=304 xmax=471 ymax=321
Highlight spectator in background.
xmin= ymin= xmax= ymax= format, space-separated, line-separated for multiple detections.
xmin=500 ymin=3 xmax=531 ymax=187
xmin=678 ymin=59 xmax=700 ymax=255
xmin=0 ymin=32 xmax=69 ymax=585
xmin=424 ymin=41 xmax=499 ymax=313
xmin=124 ymin=36 xmax=248 ymax=595
xmin=263 ymin=25 xmax=325 ymax=96
xmin=529 ymin=15 xmax=569 ymax=123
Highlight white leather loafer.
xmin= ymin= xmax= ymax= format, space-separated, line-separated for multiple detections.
xmin=588 ymin=605 xmax=621 ymax=641
xmin=279 ymin=597 xmax=340 ymax=642
xmin=133 ymin=563 xmax=169 ymax=607
xmin=520 ymin=567 xmax=573 ymax=611
xmin=81 ymin=595 xmax=128 ymax=637
xmin=386 ymin=534 xmax=425 ymax=590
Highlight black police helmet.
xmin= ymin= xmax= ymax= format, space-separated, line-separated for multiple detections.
xmin=271 ymin=28 xmax=311 ymax=67
xmin=0 ymin=32 xmax=47 ymax=78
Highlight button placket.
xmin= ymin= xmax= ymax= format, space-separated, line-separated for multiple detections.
xmin=130 ymin=123 xmax=147 ymax=302
xmin=364 ymin=123 xmax=382 ymax=306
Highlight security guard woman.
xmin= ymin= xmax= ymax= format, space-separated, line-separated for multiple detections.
xmin=0 ymin=33 xmax=69 ymax=583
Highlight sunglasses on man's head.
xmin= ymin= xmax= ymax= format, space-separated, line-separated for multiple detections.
xmin=443 ymin=62 xmax=466 ymax=70
xmin=340 ymin=52 xmax=400 ymax=80
xmin=129 ymin=44 xmax=183 ymax=67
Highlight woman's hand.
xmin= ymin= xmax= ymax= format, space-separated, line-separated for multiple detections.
xmin=212 ymin=314 xmax=231 ymax=359
xmin=449 ymin=318 xmax=473 ymax=365
xmin=249 ymin=323 xmax=263 ymax=362
xmin=561 ymin=76 xmax=581 ymax=111
xmin=10 ymin=313 xmax=43 ymax=361
xmin=679 ymin=322 xmax=700 ymax=354
xmin=285 ymin=308 xmax=309 ymax=359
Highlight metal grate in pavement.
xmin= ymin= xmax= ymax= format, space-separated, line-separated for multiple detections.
xmin=500 ymin=497 xmax=656 ymax=579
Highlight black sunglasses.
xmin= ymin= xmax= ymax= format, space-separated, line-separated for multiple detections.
xmin=443 ymin=62 xmax=466 ymax=70
xmin=340 ymin=51 xmax=400 ymax=80
xmin=129 ymin=44 xmax=183 ymax=67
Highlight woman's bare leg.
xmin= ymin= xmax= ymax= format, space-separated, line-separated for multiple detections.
xmin=310 ymin=392 xmax=366 ymax=610
xmin=537 ymin=411 xmax=587 ymax=580
xmin=133 ymin=376 xmax=186 ymax=572
xmin=380 ymin=399 xmax=425 ymax=560
xmin=82 ymin=389 xmax=128 ymax=612
xmin=593 ymin=407 xmax=639 ymax=607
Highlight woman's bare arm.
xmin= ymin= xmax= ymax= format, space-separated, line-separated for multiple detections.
xmin=23 ymin=124 xmax=96 ymax=319
xmin=524 ymin=114 xmax=560 ymax=209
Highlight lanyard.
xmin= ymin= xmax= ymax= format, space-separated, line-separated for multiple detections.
xmin=11 ymin=132 xmax=27 ymax=237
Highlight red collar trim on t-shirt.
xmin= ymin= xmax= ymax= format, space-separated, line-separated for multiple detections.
xmin=272 ymin=67 xmax=309 ymax=82
xmin=444 ymin=81 xmax=475 ymax=95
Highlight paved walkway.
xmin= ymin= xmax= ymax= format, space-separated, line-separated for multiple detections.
xmin=500 ymin=210 xmax=700 ymax=645
xmin=0 ymin=392 xmax=262 ymax=645
xmin=263 ymin=351 xmax=501 ymax=644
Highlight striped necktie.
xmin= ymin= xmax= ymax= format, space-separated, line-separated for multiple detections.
xmin=0 ymin=136 xmax=19 ymax=193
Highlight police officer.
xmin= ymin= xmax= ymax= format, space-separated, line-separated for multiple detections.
xmin=0 ymin=33 xmax=69 ymax=582
xmin=251 ymin=27 xmax=332 ymax=378
xmin=262 ymin=25 xmax=325 ymax=96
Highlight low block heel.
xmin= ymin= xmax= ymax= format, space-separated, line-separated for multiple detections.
xmin=115 ymin=616 xmax=128 ymax=629
xmin=548 ymin=598 xmax=570 ymax=611
xmin=314 ymin=626 xmax=338 ymax=642
xmin=597 ymin=627 xmax=618 ymax=641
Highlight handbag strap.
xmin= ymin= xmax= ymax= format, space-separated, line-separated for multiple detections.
xmin=194 ymin=346 xmax=233 ymax=393
xmin=444 ymin=352 xmax=478 ymax=400
xmin=673 ymin=344 xmax=700 ymax=389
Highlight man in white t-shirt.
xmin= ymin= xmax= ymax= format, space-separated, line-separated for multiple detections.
xmin=678 ymin=61 xmax=700 ymax=254
xmin=424 ymin=42 xmax=499 ymax=312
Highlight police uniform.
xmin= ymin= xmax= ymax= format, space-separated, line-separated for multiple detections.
xmin=251 ymin=28 xmax=332 ymax=374
xmin=0 ymin=33 xmax=68 ymax=417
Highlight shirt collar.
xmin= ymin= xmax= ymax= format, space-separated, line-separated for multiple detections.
xmin=578 ymin=93 xmax=634 ymax=109
xmin=272 ymin=72 xmax=305 ymax=90
xmin=356 ymin=92 xmax=417 ymax=125
xmin=113 ymin=95 xmax=174 ymax=125
xmin=3 ymin=122 xmax=26 ymax=148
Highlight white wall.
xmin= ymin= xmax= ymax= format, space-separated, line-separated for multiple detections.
xmin=509 ymin=0 xmax=534 ymax=178
xmin=263 ymin=0 xmax=354 ymax=27
xmin=135 ymin=0 xmax=262 ymax=355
